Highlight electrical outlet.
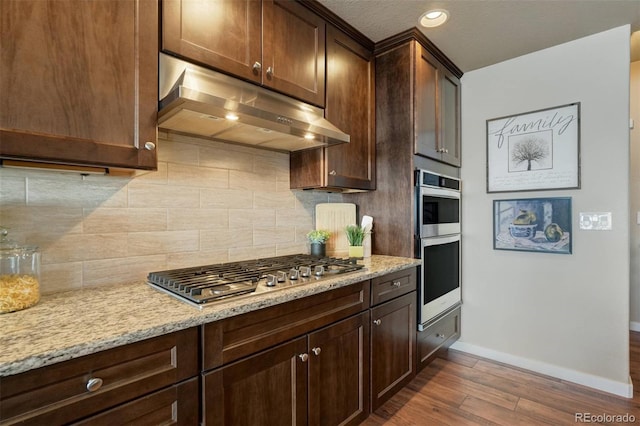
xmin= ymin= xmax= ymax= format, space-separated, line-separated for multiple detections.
xmin=579 ymin=212 xmax=612 ymax=230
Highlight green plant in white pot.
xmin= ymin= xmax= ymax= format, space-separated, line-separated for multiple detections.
xmin=306 ymin=229 xmax=331 ymax=257
xmin=345 ymin=224 xmax=368 ymax=259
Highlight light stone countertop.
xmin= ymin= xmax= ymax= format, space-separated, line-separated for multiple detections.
xmin=0 ymin=255 xmax=420 ymax=377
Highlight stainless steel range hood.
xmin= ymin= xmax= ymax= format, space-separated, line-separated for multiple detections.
xmin=158 ymin=53 xmax=349 ymax=152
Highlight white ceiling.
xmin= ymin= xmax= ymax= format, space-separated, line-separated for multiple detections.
xmin=317 ymin=0 xmax=640 ymax=72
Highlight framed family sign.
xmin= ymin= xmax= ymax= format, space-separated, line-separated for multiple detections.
xmin=486 ymin=102 xmax=580 ymax=193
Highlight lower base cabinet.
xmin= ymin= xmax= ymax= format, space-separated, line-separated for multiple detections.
xmin=203 ymin=312 xmax=370 ymax=426
xmin=370 ymin=291 xmax=416 ymax=411
xmin=417 ymin=305 xmax=461 ymax=371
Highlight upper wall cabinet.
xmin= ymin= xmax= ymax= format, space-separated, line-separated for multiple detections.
xmin=0 ymin=0 xmax=158 ymax=171
xmin=162 ymin=0 xmax=326 ymax=107
xmin=290 ymin=24 xmax=375 ymax=191
xmin=415 ymin=43 xmax=461 ymax=167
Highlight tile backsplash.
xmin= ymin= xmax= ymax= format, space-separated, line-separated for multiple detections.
xmin=0 ymin=132 xmax=342 ymax=294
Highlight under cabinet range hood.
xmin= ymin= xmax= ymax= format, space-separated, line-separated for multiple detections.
xmin=158 ymin=54 xmax=350 ymax=151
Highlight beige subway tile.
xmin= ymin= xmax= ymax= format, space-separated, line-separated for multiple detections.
xmin=133 ymin=162 xmax=168 ymax=184
xmin=200 ymin=229 xmax=252 ymax=250
xmin=83 ymin=208 xmax=167 ymax=233
xmin=0 ymin=175 xmax=26 ymax=205
xmin=254 ymin=227 xmax=296 ymax=246
xmin=27 ymin=175 xmax=129 ymax=208
xmin=199 ymin=145 xmax=254 ymax=172
xmin=229 ymin=209 xmax=275 ymax=229
xmin=253 ymin=152 xmax=289 ymax=180
xmin=276 ymin=209 xmax=313 ymax=229
xmin=254 ymin=191 xmax=295 ymax=209
xmin=40 ymin=233 xmax=128 ymax=264
xmin=230 ymin=170 xmax=277 ymax=192
xmin=83 ymin=254 xmax=167 ymax=287
xmin=168 ymin=163 xmax=228 ymax=188
xmin=168 ymin=208 xmax=228 ymax=230
xmin=166 ymin=249 xmax=229 ymax=269
xmin=200 ymin=188 xmax=253 ymax=209
xmin=40 ymin=262 xmax=83 ymax=294
xmin=0 ymin=206 xmax=83 ymax=236
xmin=228 ymin=245 xmax=276 ymax=262
xmin=157 ymin=137 xmax=199 ymax=165
xmin=276 ymin=242 xmax=308 ymax=256
xmin=129 ymin=183 xmax=200 ymax=208
xmin=128 ymin=230 xmax=199 ymax=256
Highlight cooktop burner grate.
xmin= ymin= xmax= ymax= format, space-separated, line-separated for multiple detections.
xmin=147 ymin=254 xmax=364 ymax=307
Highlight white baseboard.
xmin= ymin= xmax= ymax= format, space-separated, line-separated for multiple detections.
xmin=449 ymin=341 xmax=633 ymax=398
xmin=630 ymin=321 xmax=640 ymax=332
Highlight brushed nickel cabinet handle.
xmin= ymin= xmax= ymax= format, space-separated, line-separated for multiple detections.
xmin=311 ymin=347 xmax=321 ymax=356
xmin=266 ymin=66 xmax=273 ymax=78
xmin=329 ymin=170 xmax=337 ymax=175
xmin=373 ymin=319 xmax=381 ymax=326
xmin=299 ymin=353 xmax=309 ymax=362
xmin=252 ymin=61 xmax=262 ymax=74
xmin=392 ymin=280 xmax=402 ymax=287
xmin=144 ymin=141 xmax=156 ymax=151
xmin=86 ymin=377 xmax=103 ymax=392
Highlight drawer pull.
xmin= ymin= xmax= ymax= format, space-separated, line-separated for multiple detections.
xmin=299 ymin=353 xmax=309 ymax=362
xmin=373 ymin=319 xmax=382 ymax=326
xmin=311 ymin=347 xmax=321 ymax=356
xmin=86 ymin=377 xmax=103 ymax=392
xmin=436 ymin=333 xmax=446 ymax=340
xmin=392 ymin=280 xmax=402 ymax=287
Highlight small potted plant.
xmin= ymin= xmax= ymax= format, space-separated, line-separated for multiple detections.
xmin=345 ymin=224 xmax=368 ymax=259
xmin=306 ymin=229 xmax=331 ymax=257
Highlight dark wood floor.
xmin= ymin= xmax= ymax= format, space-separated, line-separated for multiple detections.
xmin=363 ymin=332 xmax=640 ymax=425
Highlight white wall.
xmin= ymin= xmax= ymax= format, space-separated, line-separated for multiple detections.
xmin=630 ymin=61 xmax=640 ymax=328
xmin=455 ymin=26 xmax=631 ymax=397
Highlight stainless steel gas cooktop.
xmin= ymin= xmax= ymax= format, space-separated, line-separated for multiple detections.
xmin=147 ymin=254 xmax=364 ymax=308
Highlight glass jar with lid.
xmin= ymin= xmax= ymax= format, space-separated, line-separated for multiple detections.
xmin=0 ymin=227 xmax=40 ymax=313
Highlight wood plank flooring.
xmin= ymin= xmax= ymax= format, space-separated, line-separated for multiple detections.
xmin=363 ymin=332 xmax=640 ymax=425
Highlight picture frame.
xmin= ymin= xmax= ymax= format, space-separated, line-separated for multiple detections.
xmin=493 ymin=197 xmax=572 ymax=254
xmin=486 ymin=103 xmax=580 ymax=193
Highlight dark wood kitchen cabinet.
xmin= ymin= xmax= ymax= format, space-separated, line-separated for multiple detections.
xmin=290 ymin=24 xmax=376 ymax=191
xmin=417 ymin=305 xmax=461 ymax=371
xmin=415 ymin=43 xmax=461 ymax=167
xmin=369 ymin=268 xmax=417 ymax=410
xmin=203 ymin=312 xmax=369 ymax=426
xmin=0 ymin=0 xmax=158 ymax=171
xmin=202 ymin=281 xmax=370 ymax=425
xmin=0 ymin=328 xmax=199 ymax=425
xmin=162 ymin=0 xmax=325 ymax=107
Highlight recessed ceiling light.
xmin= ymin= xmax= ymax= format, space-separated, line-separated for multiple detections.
xmin=304 ymin=133 xmax=315 ymax=140
xmin=419 ymin=9 xmax=449 ymax=28
xmin=225 ymin=113 xmax=239 ymax=121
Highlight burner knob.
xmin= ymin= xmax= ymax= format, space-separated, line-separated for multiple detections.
xmin=314 ymin=265 xmax=324 ymax=277
xmin=289 ymin=268 xmax=299 ymax=280
xmin=276 ymin=271 xmax=287 ymax=283
xmin=265 ymin=274 xmax=277 ymax=287
xmin=299 ymin=266 xmax=311 ymax=278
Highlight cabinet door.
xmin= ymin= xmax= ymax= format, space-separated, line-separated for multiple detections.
xmin=289 ymin=26 xmax=375 ymax=191
xmin=308 ymin=312 xmax=370 ymax=426
xmin=370 ymin=292 xmax=416 ymax=411
xmin=440 ymin=69 xmax=461 ymax=167
xmin=162 ymin=0 xmax=262 ymax=84
xmin=263 ymin=0 xmax=325 ymax=106
xmin=203 ymin=337 xmax=308 ymax=426
xmin=0 ymin=0 xmax=157 ymax=170
xmin=414 ymin=43 xmax=440 ymax=161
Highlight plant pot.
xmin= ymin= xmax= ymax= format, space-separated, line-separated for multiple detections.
xmin=310 ymin=242 xmax=326 ymax=257
xmin=348 ymin=245 xmax=364 ymax=259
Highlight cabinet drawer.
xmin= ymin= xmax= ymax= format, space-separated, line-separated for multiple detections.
xmin=73 ymin=377 xmax=199 ymax=426
xmin=371 ymin=268 xmax=416 ymax=306
xmin=0 ymin=328 xmax=198 ymax=425
xmin=202 ymin=281 xmax=370 ymax=370
xmin=417 ymin=306 xmax=460 ymax=371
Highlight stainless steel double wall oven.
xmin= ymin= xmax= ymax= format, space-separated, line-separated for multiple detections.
xmin=415 ymin=169 xmax=461 ymax=331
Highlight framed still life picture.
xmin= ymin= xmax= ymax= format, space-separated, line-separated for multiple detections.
xmin=486 ymin=103 xmax=580 ymax=193
xmin=493 ymin=197 xmax=572 ymax=254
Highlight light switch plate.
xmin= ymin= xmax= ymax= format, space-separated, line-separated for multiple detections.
xmin=579 ymin=212 xmax=612 ymax=230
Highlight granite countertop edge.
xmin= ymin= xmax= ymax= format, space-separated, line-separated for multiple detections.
xmin=0 ymin=255 xmax=420 ymax=377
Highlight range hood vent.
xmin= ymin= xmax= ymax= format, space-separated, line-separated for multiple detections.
xmin=158 ymin=54 xmax=349 ymax=152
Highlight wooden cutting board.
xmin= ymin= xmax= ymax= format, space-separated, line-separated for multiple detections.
xmin=315 ymin=203 xmax=356 ymax=257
